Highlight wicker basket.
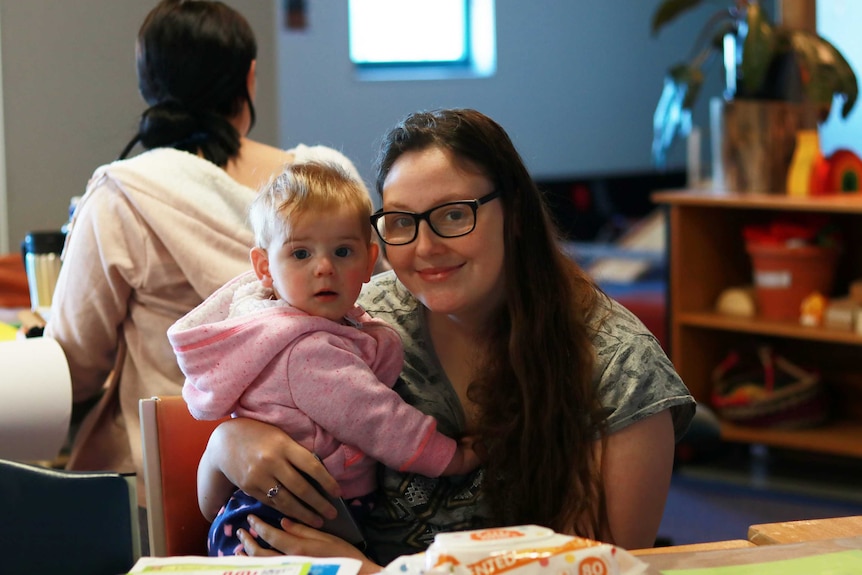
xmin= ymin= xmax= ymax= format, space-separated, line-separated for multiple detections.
xmin=710 ymin=346 xmax=829 ymax=428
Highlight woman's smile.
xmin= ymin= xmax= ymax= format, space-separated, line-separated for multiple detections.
xmin=416 ymin=263 xmax=464 ymax=282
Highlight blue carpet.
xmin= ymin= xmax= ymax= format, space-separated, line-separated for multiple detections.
xmin=658 ymin=447 xmax=862 ymax=545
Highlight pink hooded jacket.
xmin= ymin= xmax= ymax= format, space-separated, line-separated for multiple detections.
xmin=168 ymin=271 xmax=456 ymax=498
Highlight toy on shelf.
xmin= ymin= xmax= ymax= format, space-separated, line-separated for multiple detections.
xmin=799 ymin=291 xmax=827 ymax=327
xmin=710 ymin=346 xmax=830 ymax=429
xmin=787 ymin=130 xmax=822 ymax=197
xmin=823 ymin=297 xmax=858 ymax=331
xmin=809 ymin=148 xmax=862 ymax=195
xmin=715 ymin=285 xmax=757 ymax=318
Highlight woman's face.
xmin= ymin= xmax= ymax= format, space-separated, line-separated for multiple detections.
xmin=381 ymin=146 xmax=506 ymax=322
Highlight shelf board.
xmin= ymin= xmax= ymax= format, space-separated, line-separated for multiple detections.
xmin=653 ymin=190 xmax=862 ymax=213
xmin=720 ymin=419 xmax=862 ymax=458
xmin=677 ymin=311 xmax=862 ymax=345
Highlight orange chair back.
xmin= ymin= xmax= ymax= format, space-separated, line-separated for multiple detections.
xmin=140 ymin=396 xmax=228 ymax=556
xmin=0 ymin=253 xmax=30 ymax=308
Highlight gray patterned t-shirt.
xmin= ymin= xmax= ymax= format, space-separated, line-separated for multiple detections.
xmin=355 ymin=271 xmax=695 ymax=564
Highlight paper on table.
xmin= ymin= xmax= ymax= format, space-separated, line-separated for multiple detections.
xmin=661 ymin=549 xmax=862 ymax=575
xmin=642 ymin=536 xmax=862 ymax=575
xmin=0 ymin=337 xmax=71 ymax=460
xmin=126 ymin=554 xmax=363 ymax=574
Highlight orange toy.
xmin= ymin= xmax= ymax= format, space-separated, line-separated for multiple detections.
xmin=800 ymin=291 xmax=827 ymax=326
xmin=812 ymin=148 xmax=862 ymax=194
xmin=808 ymin=153 xmax=831 ymax=195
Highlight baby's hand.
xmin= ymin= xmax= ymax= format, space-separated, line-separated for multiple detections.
xmin=443 ymin=435 xmax=483 ymax=475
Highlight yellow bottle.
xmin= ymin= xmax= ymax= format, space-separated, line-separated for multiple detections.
xmin=786 ymin=130 xmax=820 ymax=196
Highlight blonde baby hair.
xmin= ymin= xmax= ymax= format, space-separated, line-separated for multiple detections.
xmin=249 ymin=161 xmax=373 ymax=248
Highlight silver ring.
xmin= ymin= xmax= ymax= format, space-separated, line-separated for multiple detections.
xmin=266 ymin=483 xmax=280 ymax=499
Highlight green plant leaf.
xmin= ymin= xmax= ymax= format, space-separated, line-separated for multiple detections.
xmin=669 ymin=64 xmax=705 ymax=110
xmin=789 ymin=30 xmax=859 ymax=118
xmin=651 ymin=0 xmax=705 ymax=36
xmin=788 ymin=31 xmax=831 ymax=107
xmin=817 ymin=37 xmax=857 ymax=118
xmin=740 ymin=1 xmax=775 ymax=95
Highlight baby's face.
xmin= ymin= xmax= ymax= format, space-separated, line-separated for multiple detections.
xmin=265 ymin=206 xmax=377 ymax=322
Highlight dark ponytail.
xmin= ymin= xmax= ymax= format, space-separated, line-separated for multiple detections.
xmin=119 ymin=100 xmax=247 ymax=165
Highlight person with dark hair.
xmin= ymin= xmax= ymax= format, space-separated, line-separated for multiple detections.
xmin=194 ymin=108 xmax=695 ymax=571
xmin=120 ymin=0 xmax=257 ymax=165
xmin=45 ymin=0 xmax=365 ymax=543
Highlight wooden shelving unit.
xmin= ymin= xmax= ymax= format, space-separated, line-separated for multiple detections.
xmin=653 ymin=190 xmax=862 ymax=458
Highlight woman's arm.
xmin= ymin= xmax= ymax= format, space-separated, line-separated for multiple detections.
xmin=288 ymin=335 xmax=459 ymax=477
xmin=197 ymin=417 xmax=342 ymax=524
xmin=244 ymin=410 xmax=672 ymax=565
xmin=599 ymin=409 xmax=675 ymax=550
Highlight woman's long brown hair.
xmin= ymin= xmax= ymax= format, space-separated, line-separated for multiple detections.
xmin=374 ymin=109 xmax=609 ymax=537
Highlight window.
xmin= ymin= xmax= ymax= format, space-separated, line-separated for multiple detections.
xmin=348 ymin=0 xmax=495 ymax=80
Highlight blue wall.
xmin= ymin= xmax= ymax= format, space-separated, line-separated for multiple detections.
xmin=818 ymin=0 xmax=862 ymax=157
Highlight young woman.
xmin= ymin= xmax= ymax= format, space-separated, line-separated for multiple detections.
xmin=195 ymin=109 xmax=695 ymax=571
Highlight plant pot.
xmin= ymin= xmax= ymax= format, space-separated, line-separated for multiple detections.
xmin=746 ymin=243 xmax=839 ymax=321
xmin=711 ymin=99 xmax=821 ymax=193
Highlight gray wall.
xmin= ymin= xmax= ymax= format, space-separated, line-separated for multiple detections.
xmin=0 ymin=0 xmax=728 ymax=250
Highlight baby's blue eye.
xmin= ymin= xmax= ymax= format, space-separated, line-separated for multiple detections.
xmin=335 ymin=247 xmax=352 ymax=258
xmin=292 ymin=249 xmax=310 ymax=260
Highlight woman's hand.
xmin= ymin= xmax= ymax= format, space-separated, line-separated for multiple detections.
xmin=197 ymin=417 xmax=341 ymax=525
xmin=239 ymin=515 xmax=382 ymax=575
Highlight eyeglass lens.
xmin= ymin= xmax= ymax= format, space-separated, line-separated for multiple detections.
xmin=377 ymin=202 xmax=476 ymax=245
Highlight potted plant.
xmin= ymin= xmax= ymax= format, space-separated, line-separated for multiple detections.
xmin=651 ymin=0 xmax=858 ymax=192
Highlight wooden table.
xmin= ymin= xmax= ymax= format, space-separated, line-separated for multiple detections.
xmin=631 ymin=539 xmax=755 ymax=556
xmin=748 ymin=515 xmax=862 ymax=545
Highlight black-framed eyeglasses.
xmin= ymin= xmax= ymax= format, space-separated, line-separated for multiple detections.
xmin=370 ymin=190 xmax=500 ymax=246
